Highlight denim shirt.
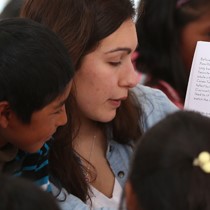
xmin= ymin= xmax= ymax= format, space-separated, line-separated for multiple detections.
xmin=52 ymin=84 xmax=179 ymax=210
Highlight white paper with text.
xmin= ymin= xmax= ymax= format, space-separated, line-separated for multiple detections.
xmin=184 ymin=41 xmax=210 ymax=117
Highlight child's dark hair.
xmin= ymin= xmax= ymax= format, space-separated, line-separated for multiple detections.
xmin=129 ymin=110 xmax=210 ymax=210
xmin=0 ymin=18 xmax=74 ymax=123
xmin=0 ymin=174 xmax=61 ymax=210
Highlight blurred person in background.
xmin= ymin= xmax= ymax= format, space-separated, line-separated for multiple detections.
xmin=134 ymin=0 xmax=210 ymax=108
xmin=124 ymin=110 xmax=210 ymax=210
xmin=0 ymin=174 xmax=61 ymax=210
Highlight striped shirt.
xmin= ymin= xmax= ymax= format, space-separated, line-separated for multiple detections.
xmin=1 ymin=142 xmax=51 ymax=192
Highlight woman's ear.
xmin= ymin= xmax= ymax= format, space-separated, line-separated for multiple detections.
xmin=125 ymin=181 xmax=141 ymax=210
xmin=0 ymin=101 xmax=11 ymax=128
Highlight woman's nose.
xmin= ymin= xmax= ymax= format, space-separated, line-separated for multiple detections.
xmin=119 ymin=61 xmax=140 ymax=88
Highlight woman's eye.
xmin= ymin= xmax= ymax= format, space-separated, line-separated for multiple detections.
xmin=109 ymin=61 xmax=121 ymax=66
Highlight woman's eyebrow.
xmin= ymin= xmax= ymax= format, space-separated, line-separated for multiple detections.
xmin=105 ymin=47 xmax=131 ymax=54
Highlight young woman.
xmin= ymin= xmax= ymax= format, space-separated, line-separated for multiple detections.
xmin=125 ymin=110 xmax=210 ymax=210
xmin=135 ymin=0 xmax=210 ymax=108
xmin=21 ymin=0 xmax=178 ymax=209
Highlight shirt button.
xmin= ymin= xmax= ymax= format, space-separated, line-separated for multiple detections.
xmin=118 ymin=171 xmax=125 ymax=178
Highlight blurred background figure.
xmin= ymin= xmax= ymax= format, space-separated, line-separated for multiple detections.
xmin=0 ymin=0 xmax=24 ymax=19
xmin=124 ymin=110 xmax=210 ymax=210
xmin=0 ymin=174 xmax=61 ymax=210
xmin=134 ymin=0 xmax=210 ymax=109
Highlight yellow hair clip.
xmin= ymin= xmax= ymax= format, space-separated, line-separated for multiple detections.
xmin=193 ymin=151 xmax=210 ymax=173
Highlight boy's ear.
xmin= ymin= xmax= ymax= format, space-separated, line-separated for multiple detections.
xmin=0 ymin=101 xmax=11 ymax=128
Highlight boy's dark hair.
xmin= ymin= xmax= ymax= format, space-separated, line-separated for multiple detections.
xmin=0 ymin=18 xmax=74 ymax=123
xmin=0 ymin=174 xmax=61 ymax=210
xmin=129 ymin=110 xmax=210 ymax=210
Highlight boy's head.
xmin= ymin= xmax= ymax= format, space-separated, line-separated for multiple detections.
xmin=0 ymin=18 xmax=74 ymax=152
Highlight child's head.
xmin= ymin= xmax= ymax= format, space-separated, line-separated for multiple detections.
xmin=0 ymin=174 xmax=61 ymax=210
xmin=136 ymin=0 xmax=210 ymax=99
xmin=126 ymin=110 xmax=210 ymax=210
xmin=0 ymin=18 xmax=74 ymax=152
xmin=177 ymin=0 xmax=210 ymax=72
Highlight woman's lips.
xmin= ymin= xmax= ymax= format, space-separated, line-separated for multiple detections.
xmin=109 ymin=99 xmax=122 ymax=107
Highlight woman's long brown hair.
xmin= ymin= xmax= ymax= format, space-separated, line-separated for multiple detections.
xmin=21 ymin=0 xmax=143 ymax=201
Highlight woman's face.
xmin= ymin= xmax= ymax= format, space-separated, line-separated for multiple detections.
xmin=73 ymin=19 xmax=139 ymax=122
xmin=180 ymin=9 xmax=210 ymax=73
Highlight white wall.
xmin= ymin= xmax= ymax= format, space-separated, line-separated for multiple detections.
xmin=0 ymin=0 xmax=10 ymax=13
xmin=134 ymin=0 xmax=140 ymax=8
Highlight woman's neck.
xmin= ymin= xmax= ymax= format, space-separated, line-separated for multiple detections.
xmin=73 ymin=120 xmax=107 ymax=157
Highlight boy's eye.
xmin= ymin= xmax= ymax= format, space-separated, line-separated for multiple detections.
xmin=53 ymin=104 xmax=65 ymax=114
xmin=54 ymin=109 xmax=62 ymax=114
xmin=54 ymin=106 xmax=64 ymax=114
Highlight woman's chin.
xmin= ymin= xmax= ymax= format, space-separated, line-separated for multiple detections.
xmin=98 ymin=112 xmax=116 ymax=123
